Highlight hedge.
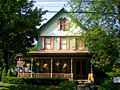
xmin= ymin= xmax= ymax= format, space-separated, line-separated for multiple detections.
xmin=6 ymin=77 xmax=68 ymax=85
xmin=98 ymin=80 xmax=120 ymax=90
xmin=59 ymin=81 xmax=77 ymax=90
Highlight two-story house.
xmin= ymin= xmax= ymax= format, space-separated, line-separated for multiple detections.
xmin=17 ymin=8 xmax=93 ymax=83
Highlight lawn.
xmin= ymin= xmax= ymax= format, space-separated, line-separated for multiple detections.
xmin=0 ymin=82 xmax=60 ymax=90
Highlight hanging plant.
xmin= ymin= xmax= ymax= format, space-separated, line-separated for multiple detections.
xmin=43 ymin=63 xmax=48 ymax=68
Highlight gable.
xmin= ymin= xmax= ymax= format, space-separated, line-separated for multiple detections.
xmin=39 ymin=8 xmax=85 ymax=36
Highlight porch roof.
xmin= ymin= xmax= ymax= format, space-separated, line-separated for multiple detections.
xmin=27 ymin=50 xmax=91 ymax=57
xmin=28 ymin=50 xmax=89 ymax=54
xmin=16 ymin=50 xmax=92 ymax=59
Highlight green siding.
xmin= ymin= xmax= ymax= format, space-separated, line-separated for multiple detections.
xmin=70 ymin=38 xmax=73 ymax=50
xmin=37 ymin=37 xmax=42 ymax=50
xmin=54 ymin=37 xmax=57 ymax=50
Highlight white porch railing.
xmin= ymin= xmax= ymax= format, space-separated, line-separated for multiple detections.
xmin=18 ymin=73 xmax=72 ymax=79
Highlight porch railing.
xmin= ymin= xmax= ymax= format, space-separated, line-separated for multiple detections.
xmin=18 ymin=73 xmax=72 ymax=79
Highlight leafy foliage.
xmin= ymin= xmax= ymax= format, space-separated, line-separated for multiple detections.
xmin=5 ymin=77 xmax=68 ymax=85
xmin=98 ymin=68 xmax=120 ymax=90
xmin=0 ymin=67 xmax=2 ymax=80
xmin=2 ymin=68 xmax=7 ymax=83
xmin=0 ymin=0 xmax=47 ymax=70
xmin=28 ymin=44 xmax=37 ymax=51
xmin=7 ymin=69 xmax=11 ymax=78
xmin=0 ymin=83 xmax=60 ymax=90
xmin=59 ymin=81 xmax=77 ymax=90
xmin=68 ymin=0 xmax=120 ymax=71
xmin=107 ymin=68 xmax=120 ymax=78
xmin=98 ymin=80 xmax=119 ymax=90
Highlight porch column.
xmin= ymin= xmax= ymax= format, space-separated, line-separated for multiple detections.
xmin=91 ymin=61 xmax=93 ymax=73
xmin=51 ymin=58 xmax=53 ymax=78
xmin=31 ymin=58 xmax=33 ymax=78
xmin=19 ymin=57 xmax=20 ymax=61
xmin=18 ymin=57 xmax=21 ymax=77
xmin=71 ymin=58 xmax=73 ymax=81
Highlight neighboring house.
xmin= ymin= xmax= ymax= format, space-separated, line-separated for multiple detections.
xmin=17 ymin=8 xmax=93 ymax=83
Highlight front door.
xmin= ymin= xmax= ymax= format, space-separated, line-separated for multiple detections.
xmin=74 ymin=60 xmax=88 ymax=79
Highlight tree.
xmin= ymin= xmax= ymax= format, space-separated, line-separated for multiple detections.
xmin=68 ymin=0 xmax=120 ymax=71
xmin=0 ymin=0 xmax=47 ymax=70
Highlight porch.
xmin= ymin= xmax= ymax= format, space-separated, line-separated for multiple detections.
xmin=16 ymin=51 xmax=92 ymax=83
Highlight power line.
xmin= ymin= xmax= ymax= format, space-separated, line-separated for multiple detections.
xmin=35 ymin=5 xmax=68 ymax=7
xmin=35 ymin=0 xmax=118 ymax=3
xmin=45 ymin=11 xmax=118 ymax=14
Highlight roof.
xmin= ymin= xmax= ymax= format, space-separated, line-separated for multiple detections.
xmin=39 ymin=8 xmax=87 ymax=32
xmin=16 ymin=50 xmax=92 ymax=60
xmin=39 ymin=8 xmax=68 ymax=32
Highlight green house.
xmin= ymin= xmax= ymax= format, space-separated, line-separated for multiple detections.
xmin=17 ymin=8 xmax=93 ymax=83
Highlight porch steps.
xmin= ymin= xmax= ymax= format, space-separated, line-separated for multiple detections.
xmin=74 ymin=80 xmax=90 ymax=84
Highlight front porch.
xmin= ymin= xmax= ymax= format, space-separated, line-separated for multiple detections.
xmin=16 ymin=51 xmax=93 ymax=83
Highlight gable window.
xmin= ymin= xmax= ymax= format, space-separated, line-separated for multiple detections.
xmin=61 ymin=38 xmax=67 ymax=49
xmin=60 ymin=18 xmax=66 ymax=30
xmin=57 ymin=17 xmax=69 ymax=30
xmin=45 ymin=38 xmax=51 ymax=50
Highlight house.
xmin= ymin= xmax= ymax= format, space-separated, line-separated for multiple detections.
xmin=17 ymin=8 xmax=93 ymax=83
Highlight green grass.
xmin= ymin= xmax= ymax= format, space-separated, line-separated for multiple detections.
xmin=0 ymin=82 xmax=60 ymax=90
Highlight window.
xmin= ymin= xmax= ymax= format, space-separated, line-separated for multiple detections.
xmin=45 ymin=38 xmax=51 ymax=50
xmin=57 ymin=17 xmax=69 ymax=30
xmin=77 ymin=39 xmax=82 ymax=50
xmin=60 ymin=18 xmax=66 ymax=30
xmin=61 ymin=38 xmax=66 ymax=49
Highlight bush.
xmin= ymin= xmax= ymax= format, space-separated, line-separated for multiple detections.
xmin=7 ymin=69 xmax=11 ymax=77
xmin=2 ymin=68 xmax=7 ymax=83
xmin=98 ymin=80 xmax=120 ymax=90
xmin=6 ymin=77 xmax=68 ymax=85
xmin=59 ymin=81 xmax=77 ymax=90
xmin=0 ymin=67 xmax=2 ymax=80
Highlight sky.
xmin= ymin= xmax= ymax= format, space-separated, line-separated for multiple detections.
xmin=33 ymin=0 xmax=70 ymax=24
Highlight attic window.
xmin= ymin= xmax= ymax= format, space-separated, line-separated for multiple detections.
xmin=57 ymin=17 xmax=69 ymax=30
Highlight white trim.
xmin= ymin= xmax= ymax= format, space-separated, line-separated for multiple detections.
xmin=51 ymin=58 xmax=53 ymax=78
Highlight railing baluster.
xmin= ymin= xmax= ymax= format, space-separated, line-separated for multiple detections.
xmin=18 ymin=73 xmax=71 ymax=79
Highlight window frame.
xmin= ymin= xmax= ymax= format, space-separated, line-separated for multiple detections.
xmin=76 ymin=39 xmax=82 ymax=50
xmin=44 ymin=37 xmax=51 ymax=50
xmin=58 ymin=17 xmax=69 ymax=30
xmin=60 ymin=37 xmax=67 ymax=50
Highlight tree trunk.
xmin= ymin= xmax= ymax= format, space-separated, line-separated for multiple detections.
xmin=3 ymin=49 xmax=8 ymax=71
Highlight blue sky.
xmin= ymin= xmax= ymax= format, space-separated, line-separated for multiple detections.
xmin=33 ymin=0 xmax=70 ymax=24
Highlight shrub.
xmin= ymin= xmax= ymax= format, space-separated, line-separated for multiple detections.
xmin=98 ymin=80 xmax=120 ymax=90
xmin=2 ymin=68 xmax=7 ymax=83
xmin=0 ymin=67 xmax=2 ymax=80
xmin=59 ymin=81 xmax=77 ymax=90
xmin=6 ymin=77 xmax=68 ymax=85
xmin=7 ymin=69 xmax=11 ymax=77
